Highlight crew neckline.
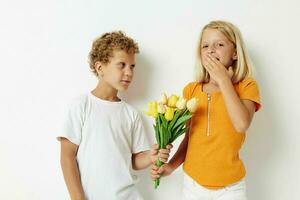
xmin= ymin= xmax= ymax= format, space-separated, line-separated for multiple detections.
xmin=89 ymin=92 xmax=124 ymax=105
xmin=200 ymin=83 xmax=221 ymax=96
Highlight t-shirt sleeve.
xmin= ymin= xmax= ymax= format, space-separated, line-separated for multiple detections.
xmin=131 ymin=113 xmax=150 ymax=153
xmin=56 ymin=96 xmax=86 ymax=145
xmin=238 ymin=78 xmax=262 ymax=112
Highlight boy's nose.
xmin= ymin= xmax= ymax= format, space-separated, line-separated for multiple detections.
xmin=125 ymin=68 xmax=133 ymax=77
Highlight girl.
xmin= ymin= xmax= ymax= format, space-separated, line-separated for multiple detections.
xmin=151 ymin=21 xmax=261 ymax=200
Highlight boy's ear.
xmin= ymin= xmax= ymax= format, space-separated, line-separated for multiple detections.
xmin=95 ymin=61 xmax=103 ymax=77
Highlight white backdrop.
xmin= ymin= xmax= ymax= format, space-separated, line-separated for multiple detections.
xmin=1 ymin=0 xmax=300 ymax=199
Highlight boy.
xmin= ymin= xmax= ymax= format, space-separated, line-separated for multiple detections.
xmin=58 ymin=31 xmax=171 ymax=200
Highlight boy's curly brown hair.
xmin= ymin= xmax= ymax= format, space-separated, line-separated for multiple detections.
xmin=88 ymin=31 xmax=139 ymax=76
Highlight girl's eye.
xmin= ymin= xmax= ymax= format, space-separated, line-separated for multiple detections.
xmin=202 ymin=45 xmax=208 ymax=48
xmin=218 ymin=43 xmax=224 ymax=47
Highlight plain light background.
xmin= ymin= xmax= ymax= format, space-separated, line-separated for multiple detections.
xmin=1 ymin=0 xmax=299 ymax=199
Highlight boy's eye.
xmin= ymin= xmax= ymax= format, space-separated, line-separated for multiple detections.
xmin=202 ymin=45 xmax=208 ymax=48
xmin=130 ymin=65 xmax=135 ymax=70
xmin=118 ymin=62 xmax=126 ymax=68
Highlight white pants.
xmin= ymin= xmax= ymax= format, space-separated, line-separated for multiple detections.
xmin=182 ymin=173 xmax=247 ymax=200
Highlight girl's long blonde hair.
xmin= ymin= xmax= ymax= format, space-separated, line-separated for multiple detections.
xmin=195 ymin=20 xmax=254 ymax=83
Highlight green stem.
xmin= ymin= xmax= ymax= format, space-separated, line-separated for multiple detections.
xmin=154 ymin=159 xmax=164 ymax=189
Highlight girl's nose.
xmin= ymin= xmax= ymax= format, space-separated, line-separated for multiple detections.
xmin=208 ymin=45 xmax=216 ymax=53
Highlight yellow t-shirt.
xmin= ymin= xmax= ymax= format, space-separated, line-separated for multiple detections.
xmin=182 ymin=78 xmax=261 ymax=189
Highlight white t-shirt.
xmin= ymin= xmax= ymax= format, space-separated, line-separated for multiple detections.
xmin=58 ymin=93 xmax=150 ymax=200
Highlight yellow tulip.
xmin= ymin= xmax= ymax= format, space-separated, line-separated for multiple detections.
xmin=167 ymin=95 xmax=179 ymax=108
xmin=186 ymin=98 xmax=199 ymax=113
xmin=159 ymin=93 xmax=168 ymax=105
xmin=165 ymin=107 xmax=175 ymax=121
xmin=157 ymin=103 xmax=166 ymax=114
xmin=146 ymin=101 xmax=158 ymax=118
xmin=176 ymin=98 xmax=187 ymax=110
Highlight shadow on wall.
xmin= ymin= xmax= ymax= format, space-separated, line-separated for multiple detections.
xmin=120 ymin=54 xmax=159 ymax=199
xmin=241 ymin=49 xmax=285 ymax=200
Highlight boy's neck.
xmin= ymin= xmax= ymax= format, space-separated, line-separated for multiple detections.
xmin=91 ymin=81 xmax=121 ymax=102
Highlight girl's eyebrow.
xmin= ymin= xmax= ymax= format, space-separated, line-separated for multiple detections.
xmin=202 ymin=38 xmax=227 ymax=42
xmin=201 ymin=40 xmax=224 ymax=46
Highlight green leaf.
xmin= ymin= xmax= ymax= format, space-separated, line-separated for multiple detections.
xmin=171 ymin=126 xmax=189 ymax=142
xmin=172 ymin=122 xmax=186 ymax=138
xmin=159 ymin=123 xmax=164 ymax=149
xmin=160 ymin=114 xmax=168 ymax=129
xmin=153 ymin=123 xmax=160 ymax=144
xmin=158 ymin=114 xmax=168 ymax=148
xmin=164 ymin=127 xmax=171 ymax=147
xmin=172 ymin=113 xmax=192 ymax=131
xmin=162 ymin=124 xmax=170 ymax=148
xmin=157 ymin=116 xmax=162 ymax=147
xmin=168 ymin=109 xmax=184 ymax=131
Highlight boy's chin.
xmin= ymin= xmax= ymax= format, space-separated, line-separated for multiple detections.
xmin=117 ymin=86 xmax=130 ymax=91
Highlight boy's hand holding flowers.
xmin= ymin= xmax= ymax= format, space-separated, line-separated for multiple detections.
xmin=149 ymin=144 xmax=173 ymax=164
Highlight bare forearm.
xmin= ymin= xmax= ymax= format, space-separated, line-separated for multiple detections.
xmin=219 ymin=79 xmax=251 ymax=132
xmin=132 ymin=151 xmax=152 ymax=170
xmin=168 ymin=135 xmax=188 ymax=170
xmin=61 ymin=156 xmax=85 ymax=200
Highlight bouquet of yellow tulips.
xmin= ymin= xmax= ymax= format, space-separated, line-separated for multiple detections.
xmin=146 ymin=93 xmax=199 ymax=189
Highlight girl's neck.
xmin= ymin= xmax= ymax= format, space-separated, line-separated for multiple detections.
xmin=91 ymin=81 xmax=120 ymax=102
xmin=208 ymin=78 xmax=218 ymax=86
xmin=203 ymin=78 xmax=220 ymax=94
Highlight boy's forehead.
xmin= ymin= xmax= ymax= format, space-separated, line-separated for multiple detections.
xmin=111 ymin=49 xmax=135 ymax=60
